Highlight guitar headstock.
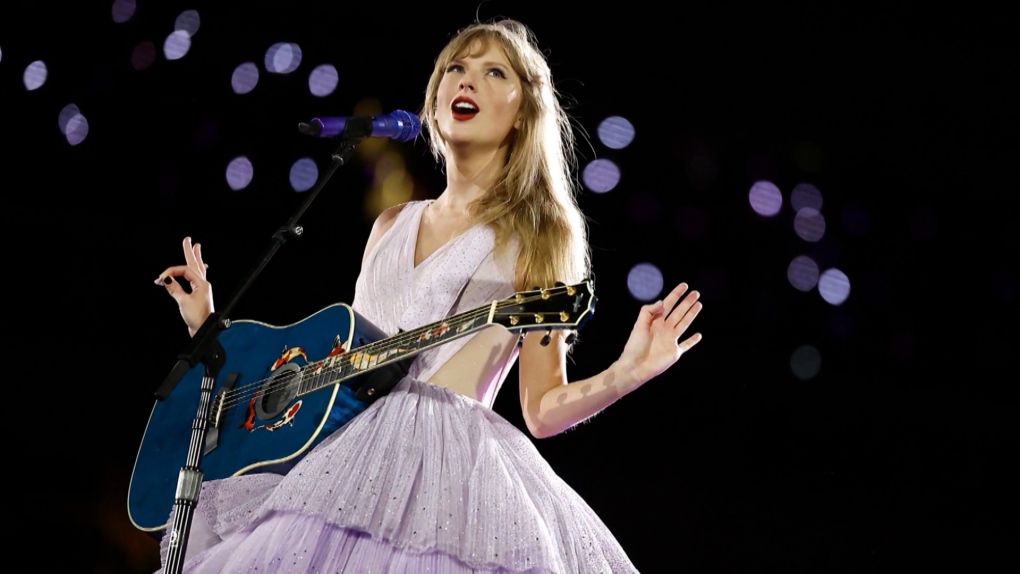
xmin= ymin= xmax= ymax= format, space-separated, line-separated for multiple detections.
xmin=491 ymin=279 xmax=596 ymax=336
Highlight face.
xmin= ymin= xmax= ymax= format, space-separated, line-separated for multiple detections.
xmin=435 ymin=39 xmax=523 ymax=151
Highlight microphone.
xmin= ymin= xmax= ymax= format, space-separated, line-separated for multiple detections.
xmin=298 ymin=109 xmax=420 ymax=142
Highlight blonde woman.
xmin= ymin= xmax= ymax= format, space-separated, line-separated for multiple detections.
xmin=155 ymin=18 xmax=703 ymax=573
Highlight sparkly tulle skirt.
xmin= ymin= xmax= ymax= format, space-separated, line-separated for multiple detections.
xmin=157 ymin=378 xmax=637 ymax=573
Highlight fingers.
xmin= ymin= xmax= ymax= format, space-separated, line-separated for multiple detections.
xmin=182 ymin=237 xmax=208 ymax=278
xmin=661 ymin=282 xmax=702 ymax=332
xmin=660 ymin=282 xmax=689 ymax=314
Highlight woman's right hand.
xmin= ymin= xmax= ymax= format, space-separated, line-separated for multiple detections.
xmin=155 ymin=237 xmax=214 ymax=337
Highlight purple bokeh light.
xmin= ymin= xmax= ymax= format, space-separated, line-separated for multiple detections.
xmin=749 ymin=180 xmax=782 ymax=217
xmin=582 ymin=159 xmax=620 ymax=193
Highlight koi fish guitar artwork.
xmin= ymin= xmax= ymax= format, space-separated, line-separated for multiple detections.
xmin=128 ymin=281 xmax=596 ymax=532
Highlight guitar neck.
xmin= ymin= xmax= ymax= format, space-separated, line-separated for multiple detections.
xmin=297 ymin=301 xmax=497 ymax=396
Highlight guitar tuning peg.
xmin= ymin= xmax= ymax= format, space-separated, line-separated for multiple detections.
xmin=540 ymin=328 xmax=552 ymax=346
xmin=565 ymin=331 xmax=577 ymax=345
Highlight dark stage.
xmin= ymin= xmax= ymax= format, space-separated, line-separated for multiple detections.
xmin=2 ymin=2 xmax=1016 ymax=572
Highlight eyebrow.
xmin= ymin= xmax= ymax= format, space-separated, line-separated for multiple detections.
xmin=451 ymin=56 xmax=510 ymax=69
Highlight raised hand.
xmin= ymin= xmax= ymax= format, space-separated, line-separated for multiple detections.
xmin=154 ymin=237 xmax=214 ymax=337
xmin=615 ymin=282 xmax=703 ymax=392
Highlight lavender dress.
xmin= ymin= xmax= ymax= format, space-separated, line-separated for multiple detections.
xmin=157 ymin=200 xmax=638 ymax=573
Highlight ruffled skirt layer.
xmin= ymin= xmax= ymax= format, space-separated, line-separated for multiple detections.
xmin=158 ymin=378 xmax=636 ymax=573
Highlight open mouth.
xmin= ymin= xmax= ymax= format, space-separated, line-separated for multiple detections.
xmin=451 ymin=97 xmax=479 ymax=120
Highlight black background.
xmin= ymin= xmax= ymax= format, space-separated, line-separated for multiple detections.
xmin=2 ymin=2 xmax=1017 ymax=572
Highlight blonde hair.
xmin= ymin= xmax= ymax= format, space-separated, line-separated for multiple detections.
xmin=421 ymin=19 xmax=591 ymax=291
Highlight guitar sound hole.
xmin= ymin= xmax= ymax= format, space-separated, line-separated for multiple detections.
xmin=256 ymin=363 xmax=300 ymax=420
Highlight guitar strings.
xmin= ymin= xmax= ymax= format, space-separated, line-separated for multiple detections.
xmin=211 ymin=291 xmax=583 ymax=413
xmin=212 ymin=299 xmax=521 ymax=412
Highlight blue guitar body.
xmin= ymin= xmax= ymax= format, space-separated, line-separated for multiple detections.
xmin=128 ymin=303 xmax=390 ymax=533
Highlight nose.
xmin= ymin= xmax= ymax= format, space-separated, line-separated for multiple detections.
xmin=458 ymin=76 xmax=476 ymax=92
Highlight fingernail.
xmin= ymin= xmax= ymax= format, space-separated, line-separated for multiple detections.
xmin=163 ymin=276 xmax=173 ymax=285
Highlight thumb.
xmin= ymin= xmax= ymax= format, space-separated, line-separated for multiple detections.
xmin=640 ymin=299 xmax=664 ymax=324
xmin=159 ymin=275 xmax=187 ymax=303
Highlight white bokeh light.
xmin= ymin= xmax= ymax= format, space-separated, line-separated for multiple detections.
xmin=597 ymin=116 xmax=635 ymax=149
xmin=787 ymin=255 xmax=819 ymax=292
xmin=289 ymin=157 xmax=319 ymax=192
xmin=790 ymin=345 xmax=822 ymax=380
xmin=23 ymin=60 xmax=48 ymax=91
xmin=266 ymin=42 xmax=303 ymax=74
xmin=59 ymin=103 xmax=89 ymax=146
xmin=749 ymin=180 xmax=782 ymax=217
xmin=626 ymin=263 xmax=664 ymax=302
xmin=818 ymin=268 xmax=851 ymax=305
xmin=111 ymin=0 xmax=136 ymax=23
xmin=308 ymin=64 xmax=339 ymax=97
xmin=790 ymin=182 xmax=823 ymax=212
xmin=232 ymin=62 xmax=260 ymax=94
xmin=582 ymin=159 xmax=620 ymax=193
xmin=163 ymin=30 xmax=192 ymax=60
xmin=793 ymin=207 xmax=826 ymax=242
xmin=175 ymin=9 xmax=201 ymax=36
xmin=226 ymin=156 xmax=254 ymax=191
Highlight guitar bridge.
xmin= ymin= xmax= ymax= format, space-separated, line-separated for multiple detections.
xmin=205 ymin=372 xmax=239 ymax=456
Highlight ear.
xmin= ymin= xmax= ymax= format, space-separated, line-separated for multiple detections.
xmin=514 ymin=115 xmax=523 ymax=130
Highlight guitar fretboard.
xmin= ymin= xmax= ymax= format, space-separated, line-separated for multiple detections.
xmin=296 ymin=304 xmax=494 ymax=396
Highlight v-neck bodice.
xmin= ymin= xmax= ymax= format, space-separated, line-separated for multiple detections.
xmin=352 ymin=200 xmax=518 ymax=383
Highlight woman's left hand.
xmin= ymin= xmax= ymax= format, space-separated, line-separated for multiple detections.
xmin=614 ymin=282 xmax=703 ymax=391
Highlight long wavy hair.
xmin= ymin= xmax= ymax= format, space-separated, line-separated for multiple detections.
xmin=421 ymin=19 xmax=591 ymax=292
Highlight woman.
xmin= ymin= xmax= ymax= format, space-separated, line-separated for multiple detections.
xmin=154 ymin=18 xmax=702 ymax=573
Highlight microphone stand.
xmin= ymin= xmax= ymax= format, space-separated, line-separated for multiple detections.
xmin=154 ymin=133 xmax=363 ymax=574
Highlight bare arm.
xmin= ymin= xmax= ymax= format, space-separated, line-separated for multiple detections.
xmin=519 ymin=282 xmax=703 ymax=438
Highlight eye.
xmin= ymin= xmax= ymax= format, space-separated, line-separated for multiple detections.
xmin=445 ymin=63 xmax=464 ymax=74
xmin=487 ymin=68 xmax=507 ymax=79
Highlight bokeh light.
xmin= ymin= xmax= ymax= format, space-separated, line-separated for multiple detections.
xmin=23 ymin=60 xmax=48 ymax=91
xmin=818 ymin=268 xmax=851 ymax=305
xmin=231 ymin=62 xmax=260 ymax=94
xmin=163 ymin=30 xmax=192 ymax=60
xmin=175 ymin=9 xmax=201 ymax=36
xmin=793 ymin=207 xmax=826 ymax=242
xmin=265 ymin=42 xmax=303 ymax=74
xmin=627 ymin=191 xmax=662 ymax=225
xmin=626 ymin=263 xmax=664 ymax=302
xmin=111 ymin=0 xmax=136 ymax=23
xmin=787 ymin=255 xmax=819 ymax=292
xmin=674 ymin=206 xmax=709 ymax=240
xmin=597 ymin=116 xmax=635 ymax=149
xmin=157 ymin=165 xmax=183 ymax=197
xmin=790 ymin=182 xmax=823 ymax=212
xmin=59 ymin=103 xmax=89 ymax=146
xmin=289 ymin=157 xmax=319 ymax=192
xmin=790 ymin=344 xmax=822 ymax=380
xmin=582 ymin=158 xmax=620 ymax=193
xmin=131 ymin=41 xmax=157 ymax=71
xmin=226 ymin=156 xmax=254 ymax=191
xmin=748 ymin=180 xmax=782 ymax=217
xmin=308 ymin=64 xmax=339 ymax=97
xmin=686 ymin=154 xmax=718 ymax=187
xmin=840 ymin=201 xmax=871 ymax=237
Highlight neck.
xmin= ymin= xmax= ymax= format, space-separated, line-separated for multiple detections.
xmin=437 ymin=145 xmax=510 ymax=213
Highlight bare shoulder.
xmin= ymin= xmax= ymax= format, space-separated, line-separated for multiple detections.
xmin=362 ymin=201 xmax=412 ymax=264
